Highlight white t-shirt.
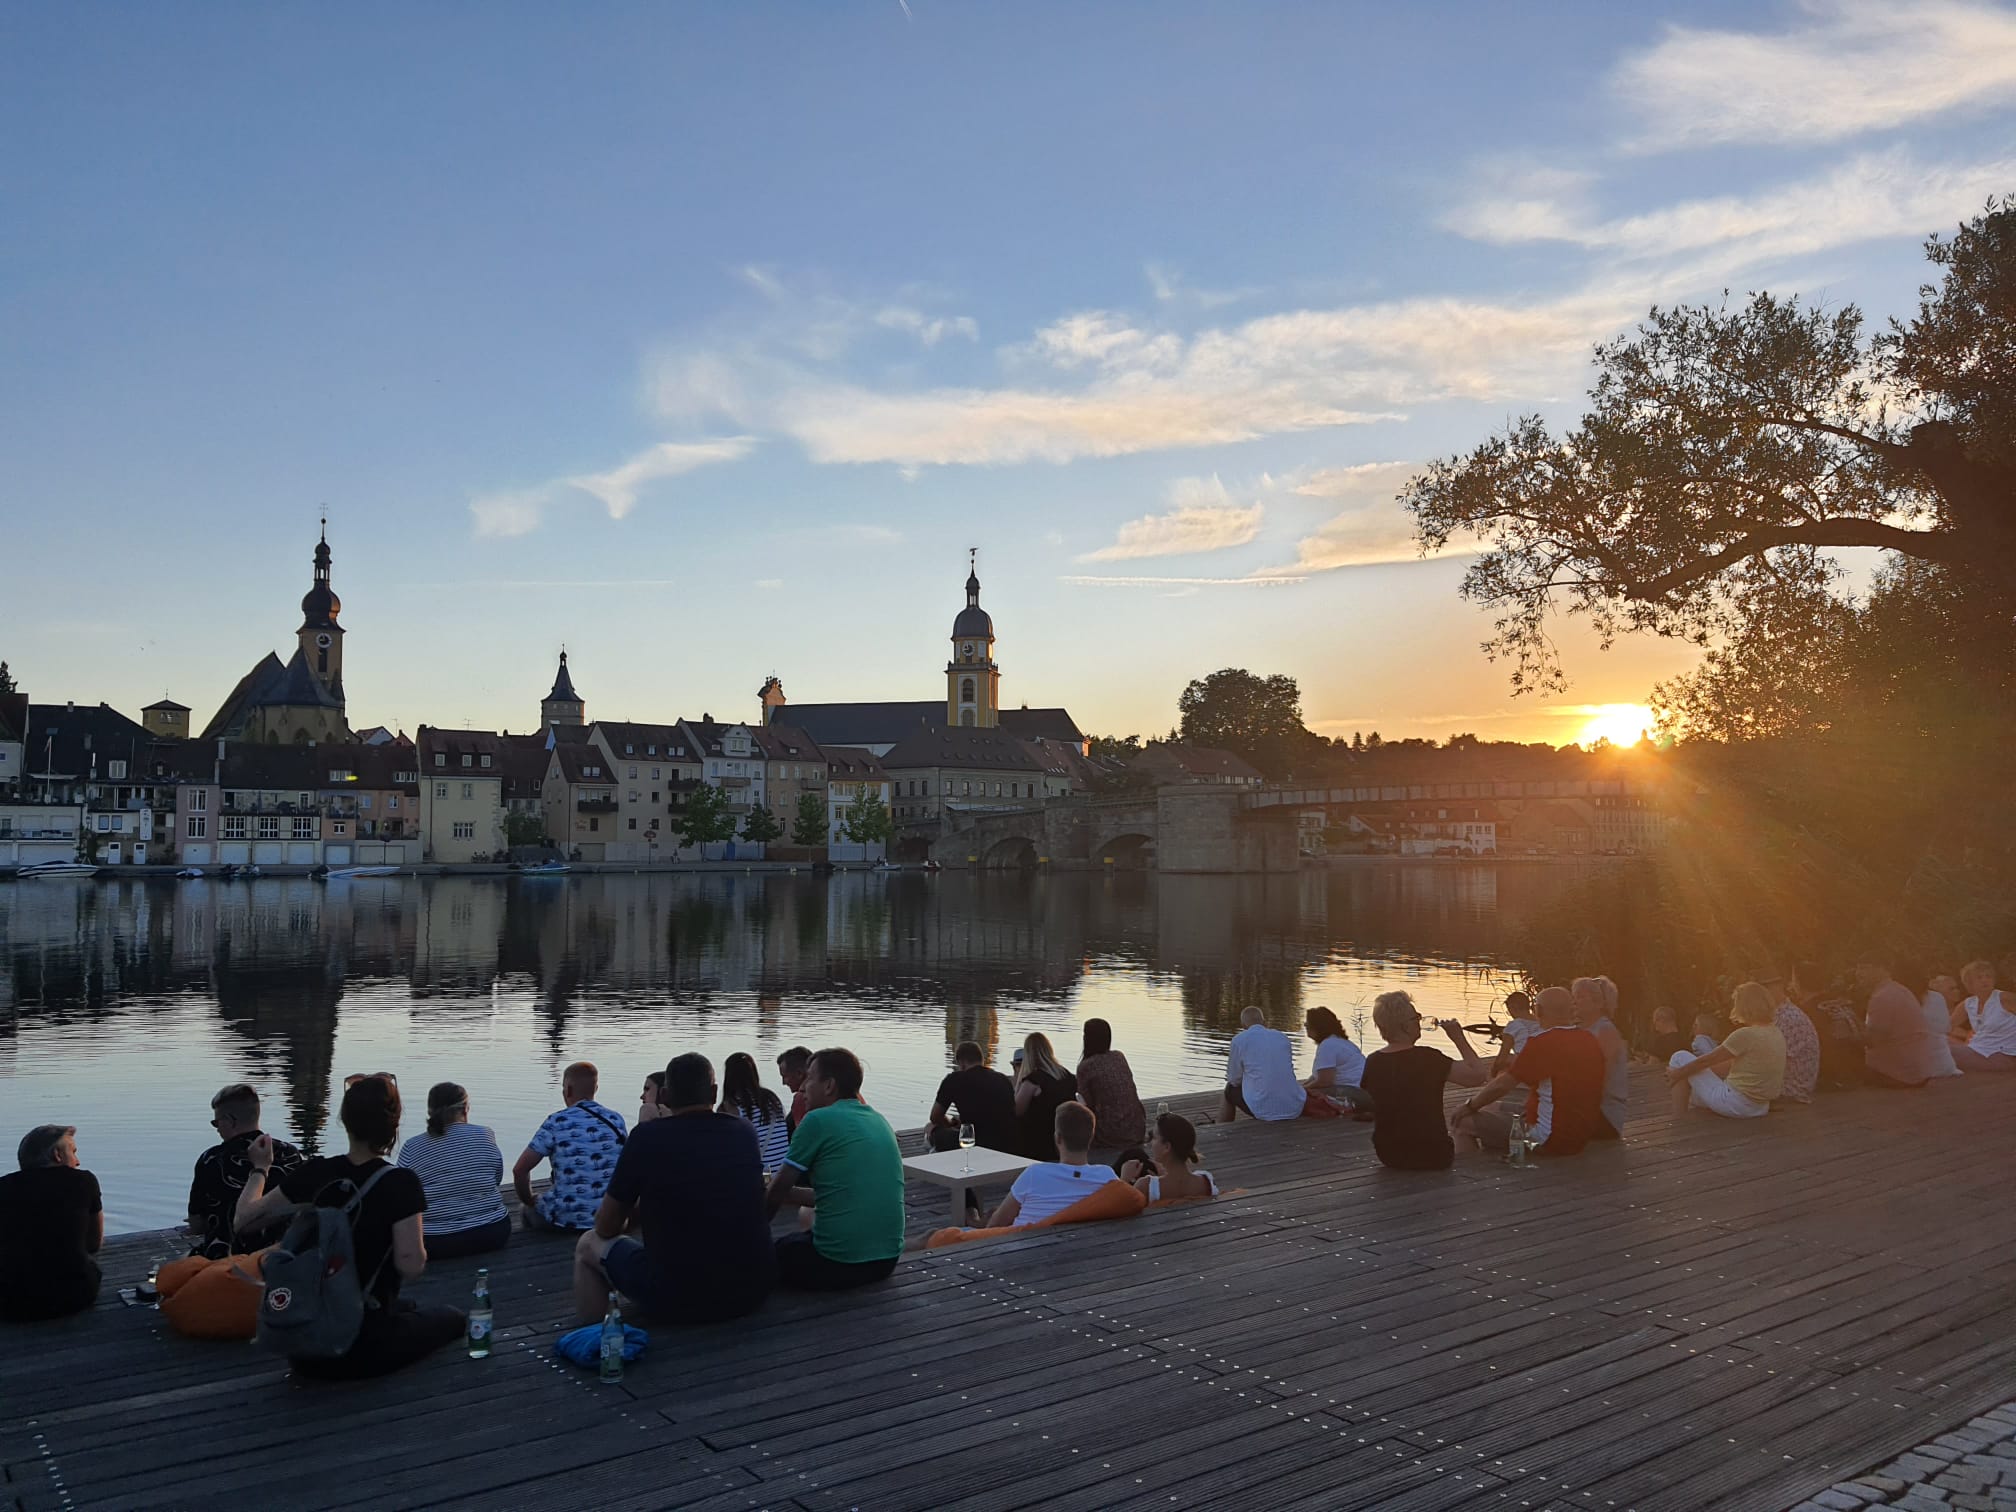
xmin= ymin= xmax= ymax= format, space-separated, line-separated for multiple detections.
xmin=1921 ymin=992 xmax=1961 ymax=1077
xmin=1965 ymin=991 xmax=2016 ymax=1057
xmin=1502 ymin=1019 xmax=1541 ymax=1054
xmin=1312 ymin=1034 xmax=1366 ymax=1089
xmin=1225 ymin=1024 xmax=1304 ymax=1121
xmin=1007 ymin=1161 xmax=1124 ymax=1225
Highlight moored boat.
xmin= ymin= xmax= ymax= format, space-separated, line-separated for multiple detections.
xmin=15 ymin=861 xmax=99 ymax=879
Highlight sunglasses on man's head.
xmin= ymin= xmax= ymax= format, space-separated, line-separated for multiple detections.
xmin=342 ymin=1072 xmax=398 ymax=1089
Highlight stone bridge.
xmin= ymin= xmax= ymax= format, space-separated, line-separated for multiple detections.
xmin=929 ymin=788 xmax=1299 ymax=873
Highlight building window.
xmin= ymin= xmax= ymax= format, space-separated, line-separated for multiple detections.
xmin=453 ymin=821 xmax=475 ymax=840
xmin=650 ymin=791 xmax=658 ymax=804
xmin=961 ymin=677 xmax=975 ymax=703
xmin=589 ymin=817 xmax=599 ymax=832
xmin=962 ymin=780 xmax=971 ymax=796
xmin=480 ymin=753 xmax=492 ymax=769
xmin=359 ymin=794 xmax=373 ymax=810
xmin=461 ymin=783 xmax=474 ymax=800
xmin=650 ymin=766 xmax=660 ymax=780
xmin=331 ymin=820 xmax=347 ymax=837
xmin=435 ymin=783 xmax=449 ymax=799
xmin=189 ymin=788 xmax=209 ymax=812
xmin=628 ymin=818 xmax=637 ymax=830
xmin=109 ymin=760 xmax=127 ymax=780
xmin=389 ymin=796 xmax=400 ymax=810
xmin=186 ymin=814 xmax=207 ymax=839
xmin=628 ymin=766 xmax=637 ymax=779
xmin=223 ymin=816 xmax=246 ymax=839
xmin=435 ymin=754 xmax=446 ymax=767
xmin=292 ymin=817 xmax=315 ymax=839
xmin=257 ymin=816 xmax=280 ymax=840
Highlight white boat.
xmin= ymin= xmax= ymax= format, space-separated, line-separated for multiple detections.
xmin=16 ymin=861 xmax=99 ymax=879
xmin=517 ymin=861 xmax=571 ymax=876
xmin=319 ymin=865 xmax=400 ymax=880
xmin=174 ymin=867 xmax=206 ymax=880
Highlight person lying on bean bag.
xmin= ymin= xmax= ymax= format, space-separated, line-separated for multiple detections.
xmin=925 ymin=1102 xmax=1150 ymax=1249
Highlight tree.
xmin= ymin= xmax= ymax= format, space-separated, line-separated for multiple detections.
xmin=0 ymin=661 xmax=14 ymax=694
xmin=676 ymin=782 xmax=737 ymax=858
xmin=1088 ymin=733 xmax=1142 ymax=760
xmin=740 ymin=801 xmax=783 ymax=845
xmin=840 ymin=785 xmax=894 ymax=861
xmin=1176 ymin=668 xmax=1318 ymax=779
xmin=790 ymin=790 xmax=828 ymax=848
xmin=503 ymin=811 xmax=547 ymax=849
xmin=1405 ymin=198 xmax=2016 ymax=701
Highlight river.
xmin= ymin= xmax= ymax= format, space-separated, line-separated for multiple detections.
xmin=0 ymin=863 xmax=1598 ymax=1229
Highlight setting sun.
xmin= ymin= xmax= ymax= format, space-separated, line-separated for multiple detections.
xmin=1576 ymin=703 xmax=1657 ymax=748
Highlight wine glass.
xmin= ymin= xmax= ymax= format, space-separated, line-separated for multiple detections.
xmin=958 ymin=1122 xmax=976 ymax=1174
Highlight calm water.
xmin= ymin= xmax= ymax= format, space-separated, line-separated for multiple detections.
xmin=0 ymin=865 xmax=1590 ymax=1229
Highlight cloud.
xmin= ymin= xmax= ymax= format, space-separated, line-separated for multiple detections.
xmin=782 ymin=522 xmax=905 ymax=546
xmin=469 ymin=437 xmax=754 ymax=537
xmin=1145 ymin=263 xmax=1263 ymax=309
xmin=1079 ymin=476 xmax=1265 ymax=562
xmin=1449 ymin=148 xmax=2016 ymax=268
xmin=754 ymin=578 xmax=784 ymax=590
xmin=1062 ymin=572 xmax=1305 ymax=588
xmin=874 ymin=307 xmax=979 ymax=346
xmin=1615 ymin=0 xmax=2016 ymax=150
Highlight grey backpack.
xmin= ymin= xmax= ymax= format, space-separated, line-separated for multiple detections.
xmin=256 ymin=1166 xmax=394 ymax=1360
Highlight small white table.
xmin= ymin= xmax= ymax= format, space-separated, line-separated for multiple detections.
xmin=903 ymin=1147 xmax=1036 ymax=1224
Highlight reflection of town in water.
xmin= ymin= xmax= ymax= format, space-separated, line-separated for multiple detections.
xmin=0 ymin=865 xmax=1582 ymax=1227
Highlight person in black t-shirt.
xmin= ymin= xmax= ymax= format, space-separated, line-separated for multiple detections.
xmin=187 ymin=1082 xmax=303 ymax=1259
xmin=575 ymin=1053 xmax=775 ymax=1325
xmin=1358 ymin=991 xmax=1490 ymax=1171
xmin=0 ymin=1124 xmax=104 ymax=1322
xmin=925 ymin=1042 xmax=1018 ymax=1154
xmin=233 ymin=1075 xmax=464 ymax=1378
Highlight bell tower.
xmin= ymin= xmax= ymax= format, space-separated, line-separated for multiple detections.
xmin=542 ymin=649 xmax=585 ymax=729
xmin=945 ymin=549 xmax=1000 ymax=728
xmin=296 ymin=519 xmax=345 ymax=700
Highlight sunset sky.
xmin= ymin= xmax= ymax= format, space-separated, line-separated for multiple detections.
xmin=6 ymin=3 xmax=2014 ymax=745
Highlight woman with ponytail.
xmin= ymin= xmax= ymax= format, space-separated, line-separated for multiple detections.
xmin=397 ymin=1081 xmax=510 ymax=1259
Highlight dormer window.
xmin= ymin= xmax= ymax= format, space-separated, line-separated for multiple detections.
xmin=461 ymin=754 xmax=472 ymax=767
xmin=434 ymin=754 xmax=446 ymax=767
xmin=480 ymin=754 xmax=491 ymax=769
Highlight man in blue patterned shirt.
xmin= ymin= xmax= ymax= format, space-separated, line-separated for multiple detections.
xmin=513 ymin=1061 xmax=627 ymax=1231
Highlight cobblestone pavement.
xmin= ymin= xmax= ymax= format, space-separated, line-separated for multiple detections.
xmin=1795 ymin=1400 xmax=2016 ymax=1511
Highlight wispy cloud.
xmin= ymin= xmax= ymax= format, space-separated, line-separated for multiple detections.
xmin=1079 ymin=476 xmax=1264 ymax=562
xmin=874 ymin=306 xmax=979 ymax=346
xmin=470 ymin=438 xmax=755 ymax=537
xmin=1616 ymin=0 xmax=2016 ymax=150
xmin=1062 ymin=572 xmax=1305 ymax=588
xmin=1145 ymin=263 xmax=1263 ymax=310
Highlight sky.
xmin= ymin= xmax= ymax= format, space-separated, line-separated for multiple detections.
xmin=4 ymin=2 xmax=2014 ymax=747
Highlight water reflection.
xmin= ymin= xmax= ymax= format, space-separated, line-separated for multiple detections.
xmin=0 ymin=865 xmax=1582 ymax=1228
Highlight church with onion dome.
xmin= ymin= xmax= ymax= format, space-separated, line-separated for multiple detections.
xmin=199 ymin=523 xmax=353 ymax=745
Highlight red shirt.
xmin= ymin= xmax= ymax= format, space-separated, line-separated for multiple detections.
xmin=1511 ymin=1027 xmax=1606 ymax=1154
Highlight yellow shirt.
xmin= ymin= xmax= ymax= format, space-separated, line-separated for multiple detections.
xmin=1722 ymin=1025 xmax=1786 ymax=1103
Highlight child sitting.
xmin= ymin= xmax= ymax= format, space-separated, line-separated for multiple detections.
xmin=1691 ymin=1012 xmax=1723 ymax=1057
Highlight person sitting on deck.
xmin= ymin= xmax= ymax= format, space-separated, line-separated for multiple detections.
xmin=1013 ymin=1033 xmax=1079 ymax=1159
xmin=1218 ymin=1006 xmax=1304 ymax=1124
xmin=576 ymin=1053 xmax=775 ymax=1325
xmin=1358 ymin=991 xmax=1490 ymax=1171
xmin=1857 ymin=953 xmax=1945 ymax=1089
xmin=512 ymin=1061 xmax=626 ymax=1233
xmin=1690 ymin=1013 xmax=1723 ymax=1058
xmin=1791 ymin=961 xmax=1863 ymax=1090
xmin=188 ymin=1082 xmax=303 ymax=1260
xmin=637 ymin=1071 xmax=669 ymax=1125
xmin=1075 ymin=1018 xmax=1147 ymax=1150
xmin=777 ymin=1046 xmax=812 ymax=1131
xmin=1646 ymin=1006 xmax=1690 ymax=1063
xmin=1953 ymin=959 xmax=2016 ymax=1072
xmin=397 ymin=1081 xmax=509 ymax=1260
xmin=1767 ymin=978 xmax=1822 ymax=1104
xmin=1449 ymin=986 xmax=1607 ymax=1157
xmin=765 ymin=1048 xmax=905 ymax=1290
xmin=1493 ymin=991 xmax=1538 ymax=1071
xmin=1302 ymin=1007 xmax=1373 ymax=1114
xmin=1667 ymin=982 xmax=1786 ymax=1119
xmin=720 ymin=1052 xmax=792 ymax=1169
xmin=0 ymin=1124 xmax=104 ymax=1322
xmin=986 ymin=1102 xmax=1126 ymax=1227
xmin=926 ymin=1041 xmax=1017 ymax=1155
xmin=234 ymin=1076 xmax=465 ymax=1378
xmin=1120 ymin=1112 xmax=1218 ymax=1201
xmin=1572 ymin=975 xmax=1630 ymax=1139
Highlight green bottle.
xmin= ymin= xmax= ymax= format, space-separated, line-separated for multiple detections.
xmin=468 ymin=1267 xmax=493 ymax=1357
xmin=599 ymin=1293 xmax=624 ymax=1384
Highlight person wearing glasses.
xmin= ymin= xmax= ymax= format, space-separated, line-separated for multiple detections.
xmin=187 ymin=1083 xmax=303 ymax=1260
xmin=397 ymin=1082 xmax=510 ymax=1259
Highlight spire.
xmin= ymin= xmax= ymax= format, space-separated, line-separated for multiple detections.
xmin=965 ymin=546 xmax=981 ymax=605
xmin=546 ymin=649 xmax=580 ymax=703
xmin=300 ymin=519 xmax=340 ymax=629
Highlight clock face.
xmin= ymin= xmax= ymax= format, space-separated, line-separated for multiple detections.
xmin=315 ymin=633 xmax=332 ymax=648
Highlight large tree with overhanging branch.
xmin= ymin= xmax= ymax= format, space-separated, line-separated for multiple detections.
xmin=1404 ymin=198 xmax=2016 ymax=724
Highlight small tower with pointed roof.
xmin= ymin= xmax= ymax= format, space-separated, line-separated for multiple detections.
xmin=758 ymin=675 xmax=787 ymax=726
xmin=946 ymin=549 xmax=1000 ymax=728
xmin=542 ymin=649 xmax=585 ymax=729
xmin=296 ymin=518 xmax=345 ymax=700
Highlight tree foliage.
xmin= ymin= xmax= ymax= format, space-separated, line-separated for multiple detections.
xmin=675 ymin=782 xmax=737 ymax=857
xmin=740 ymin=801 xmax=783 ymax=844
xmin=1087 ymin=733 xmax=1142 ymax=760
xmin=840 ymin=785 xmax=893 ymax=858
xmin=1405 ymin=198 xmax=2016 ymax=705
xmin=0 ymin=660 xmax=15 ymax=694
xmin=503 ymin=811 xmax=546 ymax=849
xmin=1176 ymin=668 xmax=1319 ymax=778
xmin=790 ymin=791 xmax=828 ymax=848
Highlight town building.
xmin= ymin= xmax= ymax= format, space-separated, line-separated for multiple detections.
xmin=500 ymin=734 xmax=555 ymax=845
xmin=201 ymin=525 xmax=352 ymax=745
xmin=588 ymin=720 xmax=701 ymax=861
xmin=18 ymin=701 xmax=171 ymax=864
xmin=0 ymin=692 xmax=24 ymax=798
xmin=680 ymin=716 xmax=769 ymax=838
xmin=881 ymin=725 xmax=1047 ymax=826
xmin=542 ymin=740 xmax=617 ymax=860
xmin=825 ymin=747 xmax=892 ymax=862
xmin=172 ymin=743 xmax=417 ymax=869
xmin=753 ymin=722 xmax=828 ymax=843
xmin=141 ymin=699 xmax=190 ymax=740
xmin=416 ymin=727 xmax=507 ymax=863
xmin=1131 ymin=744 xmax=1265 ymax=788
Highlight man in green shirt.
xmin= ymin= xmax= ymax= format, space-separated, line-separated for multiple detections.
xmin=764 ymin=1047 xmax=905 ymax=1289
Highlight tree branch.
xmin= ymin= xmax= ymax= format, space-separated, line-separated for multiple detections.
xmin=1619 ymin=518 xmax=1968 ymax=602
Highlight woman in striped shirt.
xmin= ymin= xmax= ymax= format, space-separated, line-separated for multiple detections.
xmin=720 ymin=1053 xmax=792 ymax=1168
xmin=398 ymin=1082 xmax=510 ymax=1259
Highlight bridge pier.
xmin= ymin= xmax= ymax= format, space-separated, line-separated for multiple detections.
xmin=930 ymin=789 xmax=1298 ymax=874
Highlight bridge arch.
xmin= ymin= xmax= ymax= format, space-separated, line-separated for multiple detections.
xmin=982 ymin=834 xmax=1039 ymax=869
xmin=1096 ymin=831 xmax=1155 ymax=870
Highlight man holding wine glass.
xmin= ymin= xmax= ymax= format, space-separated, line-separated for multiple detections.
xmin=924 ymin=1042 xmax=1017 ymax=1223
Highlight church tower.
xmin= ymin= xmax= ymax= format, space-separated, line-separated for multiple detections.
xmin=542 ymin=650 xmax=585 ymax=729
xmin=296 ymin=520 xmax=345 ymax=700
xmin=946 ymin=550 xmax=1000 ymax=728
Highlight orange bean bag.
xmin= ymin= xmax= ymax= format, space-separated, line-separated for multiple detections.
xmin=925 ymin=1174 xmax=1148 ymax=1249
xmin=158 ymin=1249 xmax=269 ymax=1340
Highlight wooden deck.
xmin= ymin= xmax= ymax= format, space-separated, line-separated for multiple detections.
xmin=6 ymin=1069 xmax=2016 ymax=1512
